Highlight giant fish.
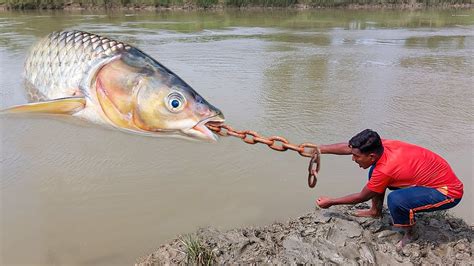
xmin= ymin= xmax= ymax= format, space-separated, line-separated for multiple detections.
xmin=2 ymin=30 xmax=224 ymax=141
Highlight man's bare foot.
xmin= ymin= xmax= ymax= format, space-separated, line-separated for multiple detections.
xmin=396 ymin=232 xmax=413 ymax=251
xmin=353 ymin=209 xmax=381 ymax=218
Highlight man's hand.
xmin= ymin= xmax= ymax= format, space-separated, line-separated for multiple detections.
xmin=316 ymin=196 xmax=333 ymax=208
xmin=315 ymin=186 xmax=381 ymax=210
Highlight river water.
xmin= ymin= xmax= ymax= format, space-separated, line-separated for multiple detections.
xmin=0 ymin=9 xmax=473 ymax=265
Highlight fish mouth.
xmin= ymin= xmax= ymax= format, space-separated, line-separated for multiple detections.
xmin=185 ymin=113 xmax=225 ymax=141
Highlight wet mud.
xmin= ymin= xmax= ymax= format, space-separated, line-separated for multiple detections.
xmin=137 ymin=204 xmax=473 ymax=265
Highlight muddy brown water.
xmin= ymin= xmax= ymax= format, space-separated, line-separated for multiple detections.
xmin=0 ymin=9 xmax=473 ymax=265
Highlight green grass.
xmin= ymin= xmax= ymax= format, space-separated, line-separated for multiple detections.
xmin=119 ymin=0 xmax=185 ymax=7
xmin=197 ymin=0 xmax=218 ymax=8
xmin=2 ymin=0 xmax=207 ymax=8
xmin=179 ymin=235 xmax=216 ymax=265
xmin=225 ymin=0 xmax=297 ymax=7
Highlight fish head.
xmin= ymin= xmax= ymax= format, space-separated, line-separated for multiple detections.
xmin=133 ymin=75 xmax=225 ymax=141
xmin=94 ymin=50 xmax=224 ymax=141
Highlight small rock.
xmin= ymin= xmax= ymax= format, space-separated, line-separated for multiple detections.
xmin=339 ymin=243 xmax=360 ymax=260
xmin=359 ymin=244 xmax=375 ymax=264
xmin=454 ymin=239 xmax=469 ymax=252
xmin=402 ymin=243 xmax=420 ymax=257
xmin=354 ymin=203 xmax=370 ymax=209
xmin=326 ymin=219 xmax=362 ymax=246
xmin=352 ymin=214 xmax=372 ymax=225
xmin=362 ymin=230 xmax=373 ymax=242
xmin=393 ymin=253 xmax=406 ymax=263
xmin=378 ymin=243 xmax=390 ymax=253
xmin=301 ymin=228 xmax=316 ymax=236
xmin=429 ymin=219 xmax=443 ymax=228
xmin=446 ymin=246 xmax=454 ymax=257
xmin=313 ymin=215 xmax=331 ymax=224
xmin=455 ymin=253 xmax=469 ymax=260
xmin=377 ymin=230 xmax=397 ymax=239
xmin=368 ymin=220 xmax=384 ymax=233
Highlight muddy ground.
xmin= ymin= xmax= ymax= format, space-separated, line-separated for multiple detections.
xmin=136 ymin=204 xmax=473 ymax=265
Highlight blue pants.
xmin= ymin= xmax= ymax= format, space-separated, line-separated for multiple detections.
xmin=387 ymin=186 xmax=461 ymax=226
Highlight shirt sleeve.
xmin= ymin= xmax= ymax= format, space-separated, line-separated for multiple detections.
xmin=367 ymin=168 xmax=391 ymax=193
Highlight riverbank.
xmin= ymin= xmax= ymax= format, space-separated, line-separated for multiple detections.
xmin=0 ymin=0 xmax=473 ymax=10
xmin=136 ymin=204 xmax=473 ymax=265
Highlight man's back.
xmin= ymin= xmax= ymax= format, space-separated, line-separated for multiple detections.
xmin=370 ymin=140 xmax=463 ymax=198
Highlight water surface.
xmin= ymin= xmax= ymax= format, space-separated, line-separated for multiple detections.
xmin=1 ymin=9 xmax=473 ymax=265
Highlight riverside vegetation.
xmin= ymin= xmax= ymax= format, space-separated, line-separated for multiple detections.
xmin=0 ymin=0 xmax=472 ymax=9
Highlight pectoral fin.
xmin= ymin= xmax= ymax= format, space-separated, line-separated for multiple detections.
xmin=1 ymin=97 xmax=86 ymax=115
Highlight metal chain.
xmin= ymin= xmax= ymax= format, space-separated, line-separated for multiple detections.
xmin=206 ymin=123 xmax=321 ymax=188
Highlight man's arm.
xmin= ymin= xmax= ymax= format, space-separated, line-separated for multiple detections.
xmin=316 ymin=186 xmax=381 ymax=208
xmin=319 ymin=142 xmax=352 ymax=155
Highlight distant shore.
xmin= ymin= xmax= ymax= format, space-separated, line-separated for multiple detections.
xmin=0 ymin=0 xmax=472 ymax=10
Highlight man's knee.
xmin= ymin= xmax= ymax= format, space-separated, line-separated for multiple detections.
xmin=387 ymin=192 xmax=406 ymax=212
xmin=387 ymin=192 xmax=397 ymax=208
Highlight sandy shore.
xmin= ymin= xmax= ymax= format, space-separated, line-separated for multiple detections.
xmin=136 ymin=204 xmax=473 ymax=265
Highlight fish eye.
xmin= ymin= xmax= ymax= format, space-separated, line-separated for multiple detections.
xmin=171 ymin=99 xmax=180 ymax=108
xmin=165 ymin=91 xmax=186 ymax=113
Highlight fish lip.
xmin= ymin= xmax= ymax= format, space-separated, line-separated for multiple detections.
xmin=189 ymin=114 xmax=225 ymax=141
xmin=203 ymin=114 xmax=225 ymax=127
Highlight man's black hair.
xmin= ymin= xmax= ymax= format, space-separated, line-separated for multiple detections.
xmin=349 ymin=129 xmax=384 ymax=155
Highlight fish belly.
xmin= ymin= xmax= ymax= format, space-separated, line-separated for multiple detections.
xmin=24 ymin=31 xmax=131 ymax=102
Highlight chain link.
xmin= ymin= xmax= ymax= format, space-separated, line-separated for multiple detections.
xmin=206 ymin=123 xmax=321 ymax=188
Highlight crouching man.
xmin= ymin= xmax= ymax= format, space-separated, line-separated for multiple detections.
xmin=314 ymin=129 xmax=463 ymax=248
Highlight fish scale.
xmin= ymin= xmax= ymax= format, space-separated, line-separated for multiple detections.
xmin=25 ymin=30 xmax=131 ymax=101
